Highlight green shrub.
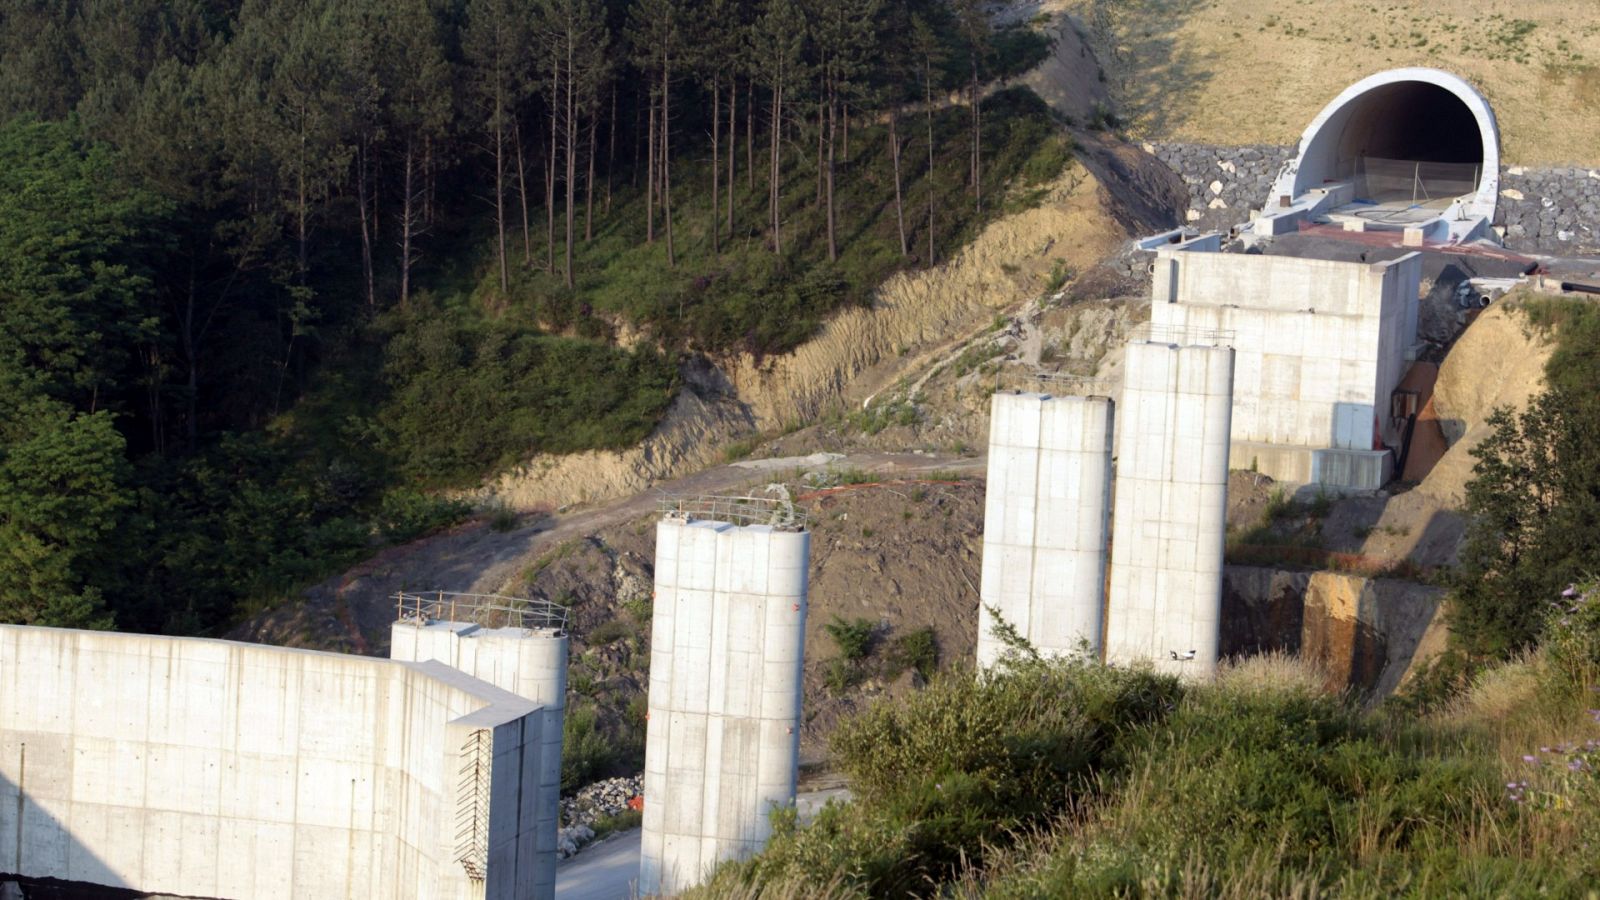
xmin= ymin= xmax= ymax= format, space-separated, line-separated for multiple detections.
xmin=824 ymin=616 xmax=877 ymax=662
xmin=886 ymin=626 xmax=939 ymax=681
xmin=1044 ymin=259 xmax=1073 ymax=294
xmin=622 ymin=596 xmax=652 ymax=623
xmin=1264 ymin=487 xmax=1296 ymax=520
xmin=1305 ymin=489 xmax=1335 ymax=519
xmin=981 ymin=664 xmax=1504 ymax=897
xmin=588 ymin=617 xmax=633 ymax=646
xmin=1452 ymin=297 xmax=1600 ymax=660
xmin=1020 ymin=134 xmax=1074 ymax=187
xmin=592 ymin=808 xmax=643 ymax=840
xmin=376 ymin=488 xmax=471 ymax=543
xmin=831 ymin=467 xmax=878 ymax=486
xmin=824 ymin=658 xmax=865 ymax=696
xmin=849 ymin=399 xmax=919 ymax=436
xmin=717 ymin=658 xmax=1180 ymax=896
xmin=722 ymin=438 xmax=758 ymax=462
xmin=561 ymin=701 xmax=616 ymax=793
xmin=377 ymin=313 xmax=677 ymax=487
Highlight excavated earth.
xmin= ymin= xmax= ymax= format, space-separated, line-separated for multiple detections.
xmin=233 ymin=286 xmax=1560 ymax=778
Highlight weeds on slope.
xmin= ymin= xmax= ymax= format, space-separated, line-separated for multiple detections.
xmin=690 ymin=582 xmax=1600 ymax=899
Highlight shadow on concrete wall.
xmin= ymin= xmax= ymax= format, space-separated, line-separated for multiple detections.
xmin=0 ymin=771 xmax=191 ymax=900
xmin=1220 ymin=561 xmax=1446 ymax=698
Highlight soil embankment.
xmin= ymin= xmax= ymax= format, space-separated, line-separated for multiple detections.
xmin=478 ymin=154 xmax=1168 ymax=514
xmin=1222 ymin=567 xmax=1446 ymax=698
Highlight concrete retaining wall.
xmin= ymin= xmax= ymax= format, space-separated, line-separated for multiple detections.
xmin=0 ymin=626 xmax=553 ymax=900
xmin=1220 ymin=566 xmax=1445 ymax=698
xmin=1153 ymin=251 xmax=1419 ymax=446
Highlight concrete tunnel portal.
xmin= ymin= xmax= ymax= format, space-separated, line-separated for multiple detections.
xmin=1269 ymin=68 xmax=1501 ymax=241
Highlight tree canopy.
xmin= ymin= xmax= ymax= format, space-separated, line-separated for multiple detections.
xmin=0 ymin=0 xmax=1062 ymax=634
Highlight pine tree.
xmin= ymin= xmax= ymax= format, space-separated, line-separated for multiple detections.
xmin=747 ymin=0 xmax=805 ymax=258
xmin=464 ymin=0 xmax=532 ymax=294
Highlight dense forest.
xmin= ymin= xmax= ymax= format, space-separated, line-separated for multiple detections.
xmin=0 ymin=0 xmax=1070 ymax=635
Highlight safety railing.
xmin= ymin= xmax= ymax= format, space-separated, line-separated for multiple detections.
xmin=1130 ymin=323 xmax=1235 ymax=347
xmin=996 ymin=369 xmax=1117 ymax=398
xmin=657 ymin=494 xmax=808 ymax=530
xmin=1349 ymin=156 xmax=1480 ymax=205
xmin=392 ymin=591 xmax=568 ymax=632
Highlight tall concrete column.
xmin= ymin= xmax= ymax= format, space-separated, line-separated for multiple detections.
xmin=640 ymin=515 xmax=809 ymax=896
xmin=977 ymin=392 xmax=1115 ymax=667
xmin=389 ymin=606 xmax=568 ymax=900
xmin=1106 ymin=341 xmax=1235 ymax=677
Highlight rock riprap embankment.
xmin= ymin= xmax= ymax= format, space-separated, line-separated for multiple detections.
xmin=1498 ymin=167 xmax=1600 ymax=254
xmin=558 ymin=774 xmax=645 ymax=858
xmin=1145 ymin=142 xmax=1293 ymax=233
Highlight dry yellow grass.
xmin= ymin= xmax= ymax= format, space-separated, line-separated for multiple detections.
xmin=1215 ymin=649 xmax=1333 ymax=697
xmin=1070 ymin=0 xmax=1600 ymax=165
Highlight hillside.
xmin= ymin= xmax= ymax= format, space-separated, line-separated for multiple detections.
xmin=1076 ymin=0 xmax=1600 ymax=165
xmin=0 ymin=0 xmax=1106 ymax=639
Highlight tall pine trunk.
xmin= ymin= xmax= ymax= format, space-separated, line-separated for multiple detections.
xmin=564 ymin=36 xmax=577 ymax=288
xmin=400 ymin=139 xmax=417 ymax=309
xmin=769 ymin=82 xmax=782 ymax=256
xmin=727 ymin=80 xmax=736 ymax=238
xmin=924 ymin=61 xmax=936 ymax=266
xmin=842 ymin=102 xmax=849 ymax=161
xmin=889 ymin=106 xmax=907 ymax=259
xmin=547 ymin=70 xmax=559 ymax=272
xmin=746 ymin=80 xmax=754 ymax=191
xmin=633 ymin=84 xmax=643 ymax=189
xmin=970 ymin=56 xmax=981 ymax=213
xmin=586 ymin=113 xmax=598 ymax=242
xmin=357 ymin=136 xmax=375 ymax=309
xmin=646 ymin=96 xmax=656 ymax=242
xmin=606 ymin=84 xmax=616 ymax=214
xmin=515 ymin=119 xmax=532 ymax=264
xmin=424 ymin=136 xmax=435 ymax=227
xmin=493 ymin=103 xmax=509 ymax=293
xmin=825 ymin=93 xmax=837 ymax=262
xmin=710 ymin=73 xmax=720 ymax=255
xmin=661 ymin=58 xmax=675 ymax=267
xmin=815 ymin=100 xmax=824 ymax=207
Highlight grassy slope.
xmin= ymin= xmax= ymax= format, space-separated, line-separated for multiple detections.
xmin=691 ymin=637 xmax=1600 ymax=898
xmin=1078 ymin=0 xmax=1600 ymax=165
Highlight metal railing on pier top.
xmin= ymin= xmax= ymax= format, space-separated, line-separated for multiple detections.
xmin=392 ymin=591 xmax=568 ymax=633
xmin=998 ymin=369 xmax=1118 ymax=398
xmin=657 ymin=494 xmax=808 ymax=530
xmin=1131 ymin=323 xmax=1236 ymax=347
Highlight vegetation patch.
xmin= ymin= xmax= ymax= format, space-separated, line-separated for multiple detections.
xmin=693 ymin=584 xmax=1600 ymax=896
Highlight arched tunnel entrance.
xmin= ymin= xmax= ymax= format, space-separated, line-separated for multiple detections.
xmin=1268 ymin=68 xmax=1500 ymax=242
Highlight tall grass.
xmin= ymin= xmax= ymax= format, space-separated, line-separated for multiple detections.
xmin=691 ymin=583 xmax=1600 ymax=898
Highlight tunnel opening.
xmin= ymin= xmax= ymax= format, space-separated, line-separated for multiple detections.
xmin=1322 ymin=82 xmax=1485 ymax=208
xmin=1270 ymin=69 xmax=1501 ymax=241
